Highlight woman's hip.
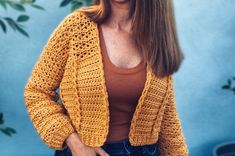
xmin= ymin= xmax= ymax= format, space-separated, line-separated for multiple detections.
xmin=54 ymin=138 xmax=160 ymax=156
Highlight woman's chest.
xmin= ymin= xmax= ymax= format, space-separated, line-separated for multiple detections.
xmin=99 ymin=25 xmax=144 ymax=69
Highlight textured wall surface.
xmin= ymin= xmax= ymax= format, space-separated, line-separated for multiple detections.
xmin=0 ymin=0 xmax=234 ymax=156
xmin=174 ymin=1 xmax=235 ymax=156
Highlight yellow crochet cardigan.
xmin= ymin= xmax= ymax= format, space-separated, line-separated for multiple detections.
xmin=23 ymin=8 xmax=189 ymax=156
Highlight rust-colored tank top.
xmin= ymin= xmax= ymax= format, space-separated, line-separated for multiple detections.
xmin=98 ymin=25 xmax=147 ymax=142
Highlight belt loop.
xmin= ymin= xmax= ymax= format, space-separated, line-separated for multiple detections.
xmin=123 ymin=139 xmax=131 ymax=154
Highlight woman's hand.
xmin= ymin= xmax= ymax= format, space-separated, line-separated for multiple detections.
xmin=66 ymin=132 xmax=110 ymax=156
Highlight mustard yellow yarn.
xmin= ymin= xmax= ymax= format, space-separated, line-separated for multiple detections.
xmin=24 ymin=8 xmax=189 ymax=156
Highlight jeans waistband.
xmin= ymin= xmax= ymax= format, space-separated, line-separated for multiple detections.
xmin=101 ymin=138 xmax=152 ymax=154
xmin=103 ymin=138 xmax=129 ymax=145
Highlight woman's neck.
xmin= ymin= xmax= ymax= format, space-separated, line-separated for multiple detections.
xmin=104 ymin=0 xmax=132 ymax=33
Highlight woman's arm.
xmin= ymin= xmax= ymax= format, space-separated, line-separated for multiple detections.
xmin=24 ymin=11 xmax=80 ymax=150
xmin=157 ymin=76 xmax=189 ymax=156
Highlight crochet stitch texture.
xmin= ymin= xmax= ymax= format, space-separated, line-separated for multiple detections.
xmin=24 ymin=8 xmax=189 ymax=156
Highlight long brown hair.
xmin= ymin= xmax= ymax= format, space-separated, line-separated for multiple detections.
xmin=78 ymin=0 xmax=184 ymax=78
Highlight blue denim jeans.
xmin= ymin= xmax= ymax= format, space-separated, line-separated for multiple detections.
xmin=54 ymin=138 xmax=160 ymax=156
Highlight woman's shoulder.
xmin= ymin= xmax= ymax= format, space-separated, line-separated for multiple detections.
xmin=62 ymin=8 xmax=88 ymax=24
xmin=57 ymin=7 xmax=92 ymax=32
xmin=49 ymin=7 xmax=95 ymax=40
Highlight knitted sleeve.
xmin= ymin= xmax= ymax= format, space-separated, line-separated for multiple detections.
xmin=23 ymin=11 xmax=80 ymax=150
xmin=157 ymin=76 xmax=189 ymax=156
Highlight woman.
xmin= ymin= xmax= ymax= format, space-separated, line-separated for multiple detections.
xmin=24 ymin=0 xmax=189 ymax=156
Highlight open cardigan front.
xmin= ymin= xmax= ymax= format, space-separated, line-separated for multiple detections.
xmin=24 ymin=8 xmax=189 ymax=156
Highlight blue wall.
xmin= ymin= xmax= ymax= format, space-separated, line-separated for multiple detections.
xmin=174 ymin=0 xmax=235 ymax=155
xmin=0 ymin=1 xmax=234 ymax=156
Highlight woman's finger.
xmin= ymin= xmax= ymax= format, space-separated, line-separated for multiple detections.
xmin=94 ymin=147 xmax=110 ymax=156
